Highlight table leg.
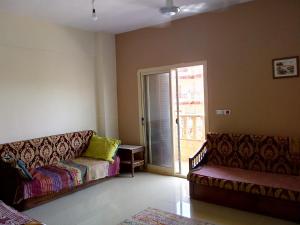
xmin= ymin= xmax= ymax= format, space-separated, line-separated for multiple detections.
xmin=144 ymin=150 xmax=146 ymax=170
xmin=131 ymin=152 xmax=134 ymax=177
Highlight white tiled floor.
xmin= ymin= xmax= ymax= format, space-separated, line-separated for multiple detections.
xmin=25 ymin=173 xmax=297 ymax=225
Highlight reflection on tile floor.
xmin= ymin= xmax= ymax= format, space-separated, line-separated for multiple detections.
xmin=25 ymin=173 xmax=297 ymax=225
xmin=175 ymin=160 xmax=189 ymax=177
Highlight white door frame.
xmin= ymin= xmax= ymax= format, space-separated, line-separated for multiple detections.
xmin=137 ymin=61 xmax=209 ymax=176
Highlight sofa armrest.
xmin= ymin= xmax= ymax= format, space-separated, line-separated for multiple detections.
xmin=0 ymin=167 xmax=22 ymax=206
xmin=189 ymin=141 xmax=208 ymax=170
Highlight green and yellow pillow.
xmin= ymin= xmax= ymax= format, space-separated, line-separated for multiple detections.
xmin=82 ymin=135 xmax=121 ymax=162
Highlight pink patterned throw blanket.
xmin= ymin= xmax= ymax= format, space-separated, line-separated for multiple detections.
xmin=22 ymin=157 xmax=120 ymax=200
xmin=0 ymin=200 xmax=43 ymax=225
xmin=23 ymin=163 xmax=83 ymax=200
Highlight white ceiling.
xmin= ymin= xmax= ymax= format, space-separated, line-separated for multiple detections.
xmin=0 ymin=0 xmax=253 ymax=34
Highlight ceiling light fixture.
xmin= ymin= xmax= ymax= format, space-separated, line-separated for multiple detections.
xmin=160 ymin=0 xmax=180 ymax=17
xmin=91 ymin=0 xmax=98 ymax=21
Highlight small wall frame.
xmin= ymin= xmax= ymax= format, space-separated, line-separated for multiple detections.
xmin=273 ymin=56 xmax=299 ymax=79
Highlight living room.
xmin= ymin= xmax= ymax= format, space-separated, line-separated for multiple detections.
xmin=0 ymin=0 xmax=299 ymax=225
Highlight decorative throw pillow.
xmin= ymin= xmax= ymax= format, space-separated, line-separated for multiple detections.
xmin=82 ymin=135 xmax=121 ymax=162
xmin=1 ymin=155 xmax=33 ymax=180
xmin=16 ymin=160 xmax=33 ymax=180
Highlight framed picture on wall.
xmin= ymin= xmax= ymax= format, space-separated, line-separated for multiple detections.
xmin=273 ymin=56 xmax=299 ymax=79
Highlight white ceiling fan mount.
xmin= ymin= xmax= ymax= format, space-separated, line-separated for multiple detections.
xmin=159 ymin=0 xmax=206 ymax=17
xmin=159 ymin=0 xmax=181 ymax=16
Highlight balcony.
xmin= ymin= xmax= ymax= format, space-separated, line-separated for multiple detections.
xmin=175 ymin=114 xmax=205 ymax=176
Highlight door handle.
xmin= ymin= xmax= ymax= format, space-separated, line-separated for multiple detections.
xmin=141 ymin=117 xmax=145 ymax=126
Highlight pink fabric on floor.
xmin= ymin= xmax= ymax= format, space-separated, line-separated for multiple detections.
xmin=0 ymin=200 xmax=33 ymax=225
xmin=192 ymin=165 xmax=300 ymax=192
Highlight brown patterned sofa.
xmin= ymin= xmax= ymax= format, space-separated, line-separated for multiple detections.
xmin=0 ymin=130 xmax=120 ymax=210
xmin=188 ymin=133 xmax=300 ymax=222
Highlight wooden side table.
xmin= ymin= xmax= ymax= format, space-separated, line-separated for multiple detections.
xmin=118 ymin=145 xmax=145 ymax=177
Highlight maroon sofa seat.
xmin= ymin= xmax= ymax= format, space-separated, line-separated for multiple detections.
xmin=189 ymin=165 xmax=300 ymax=201
xmin=188 ymin=133 xmax=300 ymax=222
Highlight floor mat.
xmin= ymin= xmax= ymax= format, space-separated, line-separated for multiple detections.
xmin=118 ymin=207 xmax=215 ymax=225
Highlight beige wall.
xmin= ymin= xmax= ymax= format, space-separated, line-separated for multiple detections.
xmin=116 ymin=0 xmax=300 ymax=145
xmin=95 ymin=32 xmax=119 ymax=138
xmin=0 ymin=12 xmax=118 ymax=144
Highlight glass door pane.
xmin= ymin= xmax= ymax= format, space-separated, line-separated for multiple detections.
xmin=176 ymin=65 xmax=205 ymax=176
xmin=144 ymin=72 xmax=173 ymax=168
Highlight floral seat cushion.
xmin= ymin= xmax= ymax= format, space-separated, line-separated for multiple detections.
xmin=188 ymin=165 xmax=300 ymax=202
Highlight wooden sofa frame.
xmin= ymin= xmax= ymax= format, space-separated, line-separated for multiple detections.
xmin=17 ymin=177 xmax=111 ymax=211
xmin=189 ymin=142 xmax=300 ymax=222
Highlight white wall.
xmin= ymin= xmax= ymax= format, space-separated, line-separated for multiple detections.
xmin=95 ymin=33 xmax=119 ymax=138
xmin=0 ymin=12 xmax=118 ymax=144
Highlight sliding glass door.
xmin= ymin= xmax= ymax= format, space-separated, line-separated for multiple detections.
xmin=142 ymin=71 xmax=175 ymax=173
xmin=139 ymin=63 xmax=207 ymax=176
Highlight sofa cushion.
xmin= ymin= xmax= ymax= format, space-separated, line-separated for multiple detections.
xmin=188 ymin=165 xmax=300 ymax=202
xmin=58 ymin=160 xmax=88 ymax=181
xmin=23 ymin=164 xmax=85 ymax=200
xmin=21 ymin=156 xmax=120 ymax=200
xmin=206 ymin=133 xmax=298 ymax=175
xmin=72 ymin=157 xmax=109 ymax=181
xmin=23 ymin=166 xmax=70 ymax=200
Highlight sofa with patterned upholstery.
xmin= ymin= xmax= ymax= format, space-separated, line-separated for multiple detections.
xmin=0 ymin=130 xmax=120 ymax=210
xmin=188 ymin=133 xmax=300 ymax=222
